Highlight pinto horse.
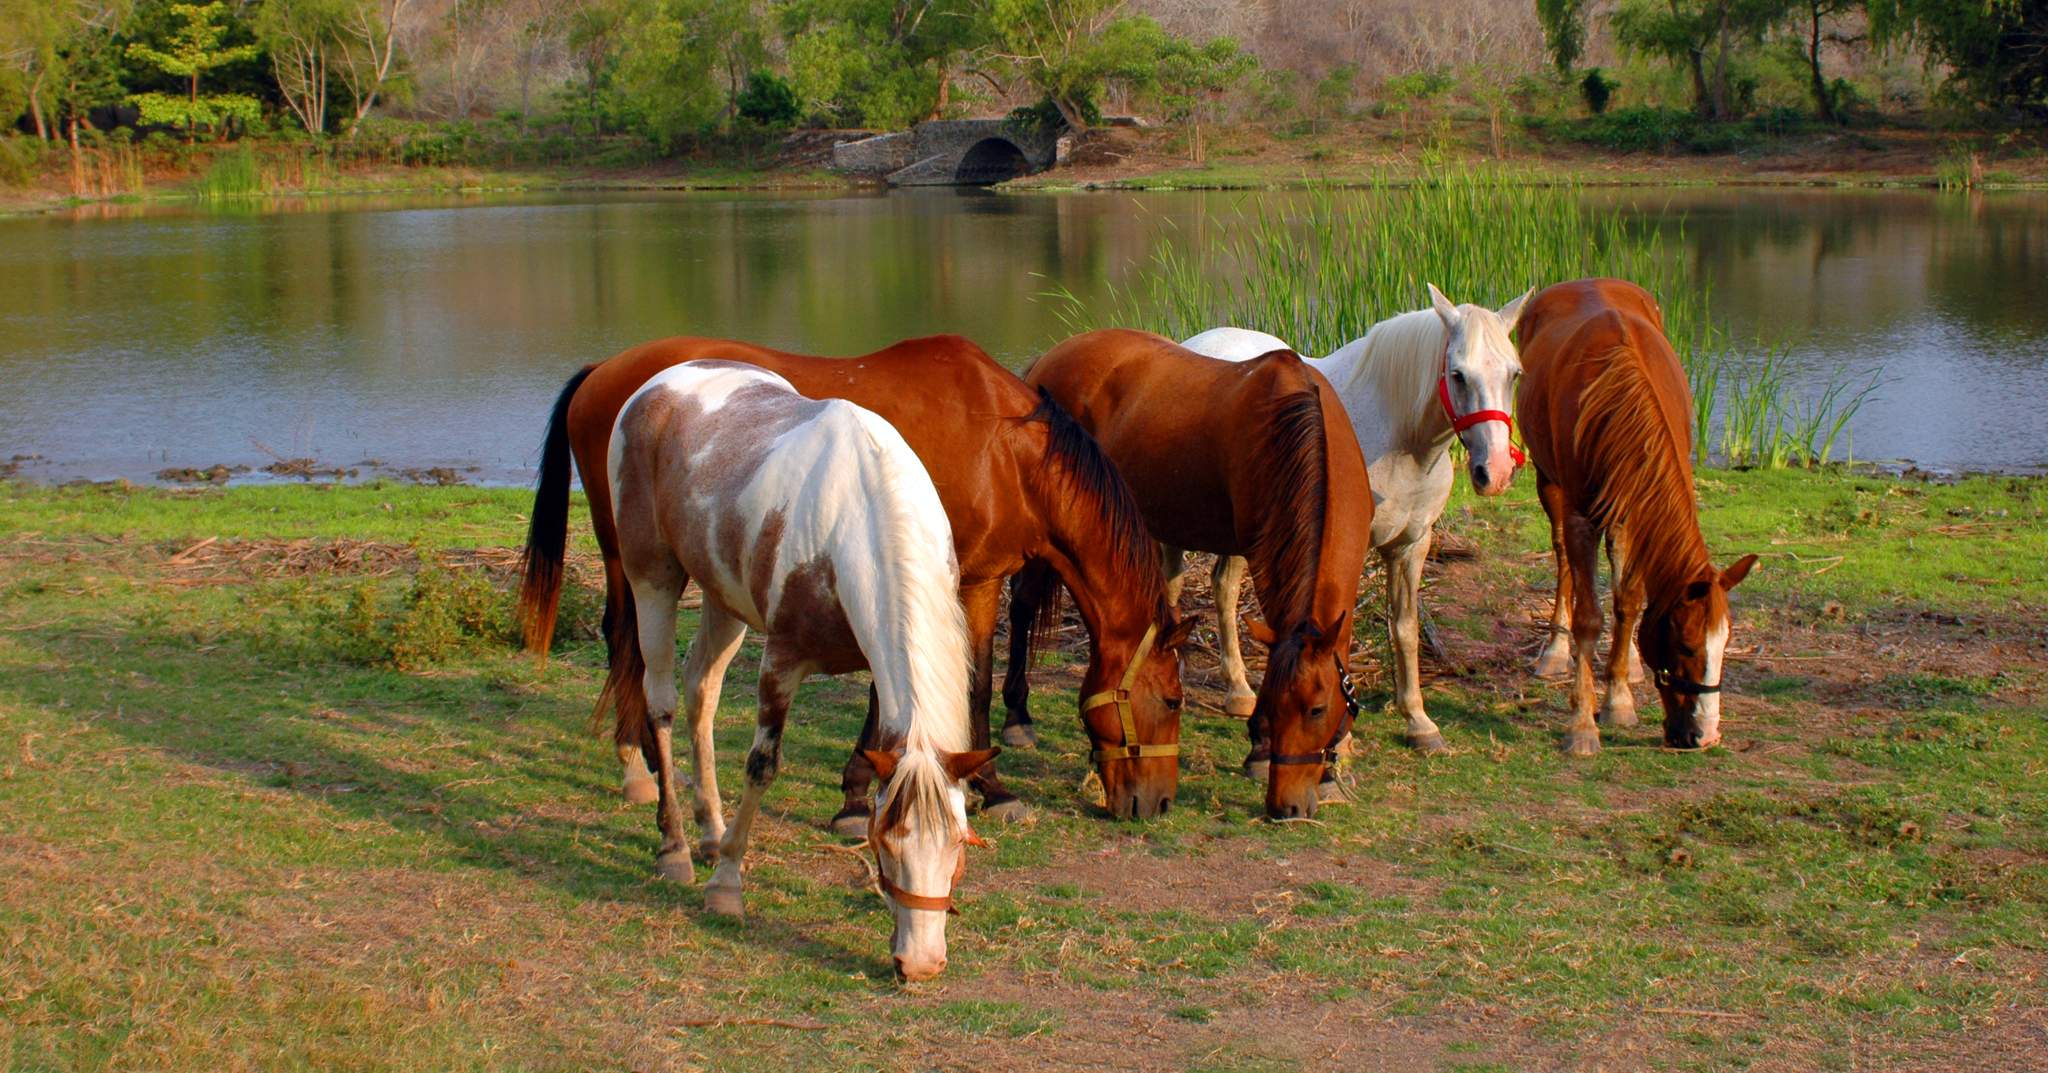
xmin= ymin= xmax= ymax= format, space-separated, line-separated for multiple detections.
xmin=519 ymin=335 xmax=1191 ymax=828
xmin=1515 ymin=278 xmax=1758 ymax=755
xmin=608 ymin=360 xmax=993 ymax=980
xmin=1182 ymin=284 xmax=1532 ymax=754
xmin=1019 ymin=330 xmax=1372 ymax=818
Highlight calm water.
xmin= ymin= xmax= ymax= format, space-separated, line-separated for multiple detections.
xmin=2 ymin=187 xmax=2044 ymax=482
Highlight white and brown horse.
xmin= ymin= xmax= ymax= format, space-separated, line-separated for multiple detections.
xmin=1515 ymin=278 xmax=1757 ymax=754
xmin=1182 ymin=284 xmax=1530 ymax=753
xmin=608 ymin=360 xmax=994 ymax=979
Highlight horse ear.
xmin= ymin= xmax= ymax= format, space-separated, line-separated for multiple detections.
xmin=1427 ymin=282 xmax=1460 ymax=326
xmin=1159 ymin=615 xmax=1199 ymax=653
xmin=1245 ymin=617 xmax=1280 ymax=647
xmin=862 ymin=749 xmax=900 ymax=781
xmin=1721 ymin=553 xmax=1758 ymax=591
xmin=941 ymin=747 xmax=1000 ymax=782
xmin=1498 ymin=286 xmax=1535 ymax=330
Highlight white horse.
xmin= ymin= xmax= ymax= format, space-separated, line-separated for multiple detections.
xmin=1181 ymin=284 xmax=1531 ymax=754
xmin=608 ymin=360 xmax=995 ymax=981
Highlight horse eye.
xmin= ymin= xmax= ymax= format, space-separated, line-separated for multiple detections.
xmin=1450 ymin=370 xmax=1467 ymax=385
xmin=1310 ymin=705 xmax=1327 ymax=719
xmin=1164 ymin=697 xmax=1183 ymax=711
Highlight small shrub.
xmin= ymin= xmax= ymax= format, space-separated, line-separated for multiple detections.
xmin=0 ymin=136 xmax=43 ymax=187
xmin=736 ymin=70 xmax=800 ymax=129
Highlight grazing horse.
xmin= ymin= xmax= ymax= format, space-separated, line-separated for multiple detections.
xmin=1182 ymin=283 xmax=1532 ymax=754
xmin=1515 ymin=278 xmax=1758 ymax=754
xmin=518 ymin=335 xmax=1191 ymax=828
xmin=608 ymin=360 xmax=994 ymax=980
xmin=1019 ymin=330 xmax=1372 ymax=819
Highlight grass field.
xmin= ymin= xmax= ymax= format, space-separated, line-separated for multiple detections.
xmin=2 ymin=468 xmax=2044 ymax=1072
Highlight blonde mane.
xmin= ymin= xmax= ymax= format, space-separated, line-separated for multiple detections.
xmin=1572 ymin=344 xmax=1712 ymax=610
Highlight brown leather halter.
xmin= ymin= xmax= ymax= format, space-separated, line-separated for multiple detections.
xmin=1079 ymin=623 xmax=1177 ymax=765
xmin=875 ymin=868 xmax=958 ymax=915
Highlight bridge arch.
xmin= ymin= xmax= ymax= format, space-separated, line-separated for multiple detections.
xmin=954 ymin=138 xmax=1030 ymax=185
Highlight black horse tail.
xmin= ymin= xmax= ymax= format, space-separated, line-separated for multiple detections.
xmin=516 ymin=365 xmax=594 ymax=659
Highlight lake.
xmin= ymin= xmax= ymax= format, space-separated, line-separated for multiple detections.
xmin=2 ymin=186 xmax=2044 ymax=483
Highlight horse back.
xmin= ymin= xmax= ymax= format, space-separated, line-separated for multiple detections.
xmin=1516 ymin=279 xmax=1692 ymax=491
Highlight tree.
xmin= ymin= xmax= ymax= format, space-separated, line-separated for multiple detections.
xmin=1151 ymin=30 xmax=1255 ymax=162
xmin=1611 ymin=0 xmax=1789 ymax=119
xmin=1785 ymin=0 xmax=1859 ymax=122
xmin=329 ymin=0 xmax=411 ymax=138
xmin=123 ymin=1 xmax=261 ymax=141
xmin=1536 ymin=0 xmax=1592 ymax=74
xmin=781 ymin=0 xmax=994 ymax=128
xmin=986 ymin=0 xmax=1162 ymax=130
xmin=255 ymin=0 xmax=342 ymax=134
xmin=1870 ymin=0 xmax=2047 ymax=114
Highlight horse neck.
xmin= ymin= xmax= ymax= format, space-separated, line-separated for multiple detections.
xmin=839 ymin=466 xmax=972 ymax=756
xmin=1243 ymin=381 xmax=1334 ymax=632
xmin=1316 ymin=311 xmax=1453 ymax=462
xmin=1020 ymin=407 xmax=1164 ymax=673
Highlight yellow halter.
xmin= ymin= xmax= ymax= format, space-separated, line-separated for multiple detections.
xmin=1080 ymin=623 xmax=1178 ymax=764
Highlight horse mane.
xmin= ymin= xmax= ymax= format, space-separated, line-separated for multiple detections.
xmin=1572 ymin=342 xmax=1712 ymax=612
xmin=1245 ymin=358 xmax=1330 ymax=627
xmin=1329 ymin=309 xmax=1444 ymax=439
xmin=1028 ymin=388 xmax=1163 ymax=606
xmin=871 ymin=750 xmax=961 ymax=841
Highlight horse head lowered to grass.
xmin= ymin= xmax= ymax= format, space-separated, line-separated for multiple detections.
xmin=1515 ymin=278 xmax=1758 ymax=754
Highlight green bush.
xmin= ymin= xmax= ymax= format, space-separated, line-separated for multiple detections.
xmin=0 ymin=136 xmax=41 ymax=187
xmin=1580 ymin=68 xmax=1617 ymax=114
xmin=736 ymin=70 xmax=801 ymax=128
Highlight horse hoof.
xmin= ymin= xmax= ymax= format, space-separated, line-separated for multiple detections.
xmin=1224 ymin=693 xmax=1257 ymax=719
xmin=1407 ymin=730 xmax=1449 ymax=755
xmin=999 ymin=722 xmax=1038 ymax=749
xmin=1559 ymin=730 xmax=1602 ymax=757
xmin=827 ymin=810 xmax=870 ymax=839
xmin=1531 ymin=650 xmax=1572 ymax=680
xmin=656 ymin=850 xmax=694 ymax=884
xmin=621 ymin=775 xmax=659 ymax=806
xmin=1242 ymin=758 xmax=1270 ymax=782
xmin=980 ymin=797 xmax=1032 ymax=823
xmin=704 ymin=885 xmax=744 ymax=917
xmin=1599 ymin=704 xmax=1640 ymax=729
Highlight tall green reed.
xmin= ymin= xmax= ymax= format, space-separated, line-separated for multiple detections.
xmin=1055 ymin=168 xmax=1874 ymax=469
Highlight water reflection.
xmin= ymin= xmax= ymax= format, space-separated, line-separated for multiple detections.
xmin=1 ymin=187 xmax=2044 ymax=481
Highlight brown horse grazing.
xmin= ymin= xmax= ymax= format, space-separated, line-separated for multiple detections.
xmin=518 ymin=334 xmax=1194 ymax=830
xmin=1514 ymin=279 xmax=1758 ymax=755
xmin=1020 ymin=329 xmax=1373 ymax=819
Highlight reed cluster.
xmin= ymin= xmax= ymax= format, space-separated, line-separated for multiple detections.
xmin=1064 ymin=168 xmax=1877 ymax=469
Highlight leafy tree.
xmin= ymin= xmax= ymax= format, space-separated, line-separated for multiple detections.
xmin=1311 ymin=62 xmax=1356 ymax=133
xmin=781 ymin=0 xmax=993 ymax=128
xmin=254 ymin=0 xmax=342 ymax=134
xmin=1150 ymin=31 xmax=1255 ymax=163
xmin=123 ymin=1 xmax=261 ymax=141
xmin=1611 ymin=0 xmax=1789 ymax=119
xmin=735 ymin=69 xmax=799 ymax=127
xmin=1783 ymin=0 xmax=1858 ymax=122
xmin=1537 ymin=0 xmax=1592 ymax=74
xmin=1870 ymin=0 xmax=2047 ymax=114
xmin=986 ymin=0 xmax=1162 ymax=130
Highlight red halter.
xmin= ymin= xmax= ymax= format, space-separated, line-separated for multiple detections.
xmin=1437 ymin=372 xmax=1526 ymax=469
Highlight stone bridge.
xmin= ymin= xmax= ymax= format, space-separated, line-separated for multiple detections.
xmin=831 ymin=119 xmax=1064 ymax=186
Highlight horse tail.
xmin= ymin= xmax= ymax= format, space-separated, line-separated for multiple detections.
xmin=516 ymin=364 xmax=595 ymax=660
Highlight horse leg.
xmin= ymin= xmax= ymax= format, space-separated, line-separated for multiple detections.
xmin=1560 ymin=511 xmax=1605 ymax=756
xmin=677 ymin=602 xmax=748 ymax=864
xmin=603 ymin=554 xmax=661 ymax=804
xmin=1386 ymin=539 xmax=1446 ymax=753
xmin=1600 ymin=532 xmax=1643 ymax=729
xmin=705 ymin=644 xmax=802 ymax=918
xmin=999 ymin=561 xmax=1057 ymax=749
xmin=1211 ymin=555 xmax=1258 ymax=718
xmin=962 ymin=582 xmax=1030 ymax=822
xmin=1531 ymin=471 xmax=1574 ymax=679
xmin=827 ymin=685 xmax=881 ymax=838
xmin=1160 ymin=545 xmax=1190 ymax=606
xmin=628 ymin=564 xmax=696 ymax=882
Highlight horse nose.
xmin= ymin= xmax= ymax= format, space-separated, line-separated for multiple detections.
xmin=895 ymin=955 xmax=945 ymax=982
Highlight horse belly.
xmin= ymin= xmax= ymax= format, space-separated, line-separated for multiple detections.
xmin=765 ymin=553 xmax=868 ymax=674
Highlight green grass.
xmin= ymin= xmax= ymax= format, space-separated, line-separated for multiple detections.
xmin=2 ymin=468 xmax=2044 ymax=1070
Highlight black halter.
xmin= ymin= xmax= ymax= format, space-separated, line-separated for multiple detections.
xmin=1267 ymin=654 xmax=1361 ymax=767
xmin=1654 ymin=667 xmax=1722 ymax=695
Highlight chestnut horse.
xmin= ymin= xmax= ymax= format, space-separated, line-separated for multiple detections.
xmin=1515 ymin=279 xmax=1757 ymax=754
xmin=1182 ymin=283 xmax=1533 ymax=755
xmin=607 ymin=360 xmax=992 ymax=980
xmin=1019 ymin=330 xmax=1372 ymax=819
xmin=518 ymin=335 xmax=1192 ymax=829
